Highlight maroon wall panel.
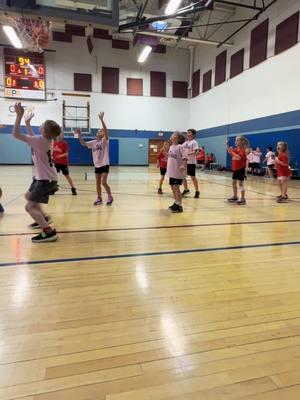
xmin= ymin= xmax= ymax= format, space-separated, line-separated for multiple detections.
xmin=172 ymin=81 xmax=188 ymax=98
xmin=230 ymin=48 xmax=244 ymax=78
xmin=192 ymin=69 xmax=200 ymax=97
xmin=102 ymin=67 xmax=119 ymax=94
xmin=202 ymin=70 xmax=212 ymax=92
xmin=65 ymin=24 xmax=85 ymax=36
xmin=93 ymin=28 xmax=112 ymax=40
xmin=127 ymin=78 xmax=143 ymax=96
xmin=112 ymin=39 xmax=130 ymax=50
xmin=215 ymin=50 xmax=227 ymax=86
xmin=275 ymin=11 xmax=299 ymax=55
xmin=250 ymin=19 xmax=269 ymax=68
xmin=150 ymin=71 xmax=166 ymax=97
xmin=74 ymin=73 xmax=92 ymax=92
xmin=52 ymin=31 xmax=72 ymax=42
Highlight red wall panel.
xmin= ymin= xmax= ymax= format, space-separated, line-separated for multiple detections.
xmin=215 ymin=50 xmax=227 ymax=86
xmin=127 ymin=78 xmax=143 ymax=96
xmin=203 ymin=70 xmax=212 ymax=92
xmin=275 ymin=11 xmax=299 ymax=55
xmin=172 ymin=81 xmax=188 ymax=98
xmin=192 ymin=69 xmax=200 ymax=97
xmin=250 ymin=19 xmax=269 ymax=68
xmin=102 ymin=67 xmax=119 ymax=94
xmin=230 ymin=48 xmax=244 ymax=78
xmin=150 ymin=71 xmax=166 ymax=97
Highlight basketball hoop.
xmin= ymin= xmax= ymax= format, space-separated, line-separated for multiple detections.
xmin=3 ymin=16 xmax=51 ymax=53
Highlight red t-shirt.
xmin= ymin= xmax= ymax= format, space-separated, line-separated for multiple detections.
xmin=52 ymin=141 xmax=69 ymax=165
xmin=157 ymin=150 xmax=168 ymax=169
xmin=276 ymin=152 xmax=291 ymax=177
xmin=231 ymin=147 xmax=247 ymax=171
xmin=197 ymin=149 xmax=205 ymax=161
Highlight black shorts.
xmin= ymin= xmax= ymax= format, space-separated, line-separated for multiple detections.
xmin=160 ymin=167 xmax=167 ymax=176
xmin=187 ymin=164 xmax=196 ymax=177
xmin=268 ymin=164 xmax=275 ymax=169
xmin=55 ymin=163 xmax=69 ymax=176
xmin=28 ymin=180 xmax=58 ymax=204
xmin=169 ymin=178 xmax=183 ymax=186
xmin=197 ymin=160 xmax=205 ymax=165
xmin=232 ymin=168 xmax=246 ymax=181
xmin=95 ymin=165 xmax=109 ymax=174
xmin=248 ymin=162 xmax=254 ymax=169
xmin=252 ymin=162 xmax=260 ymax=169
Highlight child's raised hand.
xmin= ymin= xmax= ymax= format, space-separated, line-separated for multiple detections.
xmin=14 ymin=102 xmax=25 ymax=118
xmin=25 ymin=112 xmax=34 ymax=124
xmin=98 ymin=112 xmax=104 ymax=120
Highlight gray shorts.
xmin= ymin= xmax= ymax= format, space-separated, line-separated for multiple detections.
xmin=28 ymin=180 xmax=58 ymax=204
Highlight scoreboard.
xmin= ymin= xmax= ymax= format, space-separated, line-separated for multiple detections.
xmin=4 ymin=48 xmax=46 ymax=100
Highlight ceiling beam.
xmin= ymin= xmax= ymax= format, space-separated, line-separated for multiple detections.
xmin=136 ymin=30 xmax=233 ymax=47
xmin=214 ymin=0 xmax=263 ymax=10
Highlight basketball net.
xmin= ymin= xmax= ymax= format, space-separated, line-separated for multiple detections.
xmin=3 ymin=16 xmax=51 ymax=53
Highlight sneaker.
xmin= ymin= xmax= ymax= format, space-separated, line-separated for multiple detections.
xmin=71 ymin=187 xmax=77 ymax=196
xmin=168 ymin=203 xmax=176 ymax=210
xmin=31 ymin=229 xmax=58 ymax=243
xmin=50 ymin=184 xmax=59 ymax=195
xmin=93 ymin=198 xmax=103 ymax=206
xmin=182 ymin=189 xmax=190 ymax=196
xmin=158 ymin=188 xmax=163 ymax=195
xmin=227 ymin=196 xmax=238 ymax=203
xmin=277 ymin=196 xmax=288 ymax=203
xmin=0 ymin=203 xmax=4 ymax=213
xmin=276 ymin=194 xmax=288 ymax=199
xmin=171 ymin=204 xmax=183 ymax=213
xmin=106 ymin=196 xmax=113 ymax=206
xmin=29 ymin=216 xmax=51 ymax=229
xmin=194 ymin=191 xmax=200 ymax=199
xmin=237 ymin=199 xmax=246 ymax=205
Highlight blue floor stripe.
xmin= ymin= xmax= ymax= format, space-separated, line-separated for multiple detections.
xmin=1 ymin=241 xmax=300 ymax=268
xmin=0 ymin=219 xmax=300 ymax=237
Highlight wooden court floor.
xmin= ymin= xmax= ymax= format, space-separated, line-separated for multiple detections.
xmin=1 ymin=165 xmax=300 ymax=400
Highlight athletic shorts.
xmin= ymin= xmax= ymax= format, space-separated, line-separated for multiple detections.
xmin=252 ymin=162 xmax=260 ymax=169
xmin=28 ymin=180 xmax=58 ymax=204
xmin=55 ymin=163 xmax=69 ymax=176
xmin=95 ymin=165 xmax=109 ymax=174
xmin=169 ymin=178 xmax=183 ymax=186
xmin=187 ymin=164 xmax=196 ymax=177
xmin=197 ymin=160 xmax=205 ymax=165
xmin=267 ymin=164 xmax=275 ymax=169
xmin=160 ymin=167 xmax=167 ymax=176
xmin=232 ymin=168 xmax=246 ymax=181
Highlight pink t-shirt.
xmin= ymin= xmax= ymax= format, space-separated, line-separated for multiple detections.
xmin=167 ymin=144 xmax=187 ymax=179
xmin=87 ymin=138 xmax=109 ymax=168
xmin=183 ymin=139 xmax=199 ymax=164
xmin=25 ymin=135 xmax=57 ymax=181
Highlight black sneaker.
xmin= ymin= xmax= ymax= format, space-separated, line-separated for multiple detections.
xmin=182 ymin=189 xmax=190 ymax=196
xmin=0 ymin=203 xmax=4 ymax=213
xmin=168 ymin=203 xmax=177 ymax=210
xmin=31 ymin=229 xmax=58 ymax=243
xmin=50 ymin=184 xmax=59 ymax=195
xmin=29 ymin=216 xmax=51 ymax=229
xmin=172 ymin=204 xmax=183 ymax=213
xmin=71 ymin=187 xmax=77 ymax=196
xmin=158 ymin=188 xmax=163 ymax=195
xmin=194 ymin=191 xmax=200 ymax=198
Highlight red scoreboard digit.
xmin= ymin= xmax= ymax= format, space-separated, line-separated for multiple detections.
xmin=4 ymin=48 xmax=46 ymax=100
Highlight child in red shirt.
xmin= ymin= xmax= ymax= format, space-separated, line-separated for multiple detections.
xmin=52 ymin=133 xmax=77 ymax=195
xmin=275 ymin=141 xmax=291 ymax=203
xmin=157 ymin=141 xmax=169 ymax=194
xmin=226 ymin=136 xmax=249 ymax=205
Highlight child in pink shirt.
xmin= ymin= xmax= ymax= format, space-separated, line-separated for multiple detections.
xmin=78 ymin=112 xmax=113 ymax=206
xmin=167 ymin=131 xmax=187 ymax=213
xmin=12 ymin=102 xmax=61 ymax=243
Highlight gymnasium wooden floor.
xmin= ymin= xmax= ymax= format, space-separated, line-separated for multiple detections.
xmin=1 ymin=165 xmax=300 ymax=400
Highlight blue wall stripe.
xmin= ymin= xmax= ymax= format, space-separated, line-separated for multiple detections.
xmin=1 ymin=241 xmax=299 ymax=268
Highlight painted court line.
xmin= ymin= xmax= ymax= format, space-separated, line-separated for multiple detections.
xmin=0 ymin=219 xmax=300 ymax=237
xmin=1 ymin=240 xmax=300 ymax=268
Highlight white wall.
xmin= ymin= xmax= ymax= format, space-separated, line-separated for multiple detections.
xmin=0 ymin=34 xmax=190 ymax=132
xmin=190 ymin=0 xmax=300 ymax=130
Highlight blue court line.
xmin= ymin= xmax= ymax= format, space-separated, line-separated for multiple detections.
xmin=1 ymin=241 xmax=300 ymax=268
xmin=0 ymin=219 xmax=300 ymax=237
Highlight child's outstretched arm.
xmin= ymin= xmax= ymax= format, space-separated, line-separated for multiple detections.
xmin=99 ymin=112 xmax=108 ymax=139
xmin=12 ymin=103 xmax=27 ymax=143
xmin=24 ymin=112 xmax=35 ymax=136
xmin=77 ymin=128 xmax=88 ymax=147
